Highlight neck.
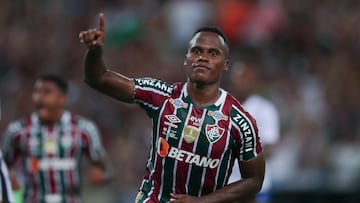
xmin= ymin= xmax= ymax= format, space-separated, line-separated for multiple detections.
xmin=39 ymin=110 xmax=64 ymax=125
xmin=187 ymin=81 xmax=221 ymax=107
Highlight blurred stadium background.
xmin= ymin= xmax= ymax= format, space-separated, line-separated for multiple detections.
xmin=1 ymin=0 xmax=359 ymax=202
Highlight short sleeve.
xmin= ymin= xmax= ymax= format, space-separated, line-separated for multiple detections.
xmin=230 ymin=105 xmax=262 ymax=162
xmin=243 ymin=96 xmax=280 ymax=146
xmin=133 ymin=78 xmax=173 ymax=117
xmin=2 ymin=121 xmax=23 ymax=164
xmin=78 ymin=119 xmax=104 ymax=162
xmin=257 ymin=102 xmax=280 ymax=145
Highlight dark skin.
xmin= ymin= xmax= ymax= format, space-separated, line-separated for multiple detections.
xmin=6 ymin=80 xmax=108 ymax=191
xmin=79 ymin=13 xmax=265 ymax=203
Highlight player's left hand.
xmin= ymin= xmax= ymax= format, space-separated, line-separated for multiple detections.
xmin=87 ymin=166 xmax=106 ymax=185
xmin=169 ymin=193 xmax=204 ymax=203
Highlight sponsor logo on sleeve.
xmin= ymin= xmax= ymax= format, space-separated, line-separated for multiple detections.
xmin=136 ymin=78 xmax=173 ymax=94
xmin=232 ymin=108 xmax=255 ymax=153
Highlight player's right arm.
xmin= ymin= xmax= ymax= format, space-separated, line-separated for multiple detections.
xmin=79 ymin=13 xmax=134 ymax=103
xmin=2 ymin=121 xmax=22 ymax=191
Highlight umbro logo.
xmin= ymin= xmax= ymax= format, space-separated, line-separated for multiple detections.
xmin=163 ymin=115 xmax=181 ymax=139
xmin=165 ymin=115 xmax=181 ymax=123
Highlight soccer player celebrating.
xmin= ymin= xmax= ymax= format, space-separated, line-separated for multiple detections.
xmin=79 ymin=13 xmax=265 ymax=203
xmin=2 ymin=75 xmax=109 ymax=203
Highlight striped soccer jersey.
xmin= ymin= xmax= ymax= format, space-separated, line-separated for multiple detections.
xmin=2 ymin=111 xmax=104 ymax=203
xmin=0 ymin=150 xmax=15 ymax=203
xmin=133 ymin=78 xmax=262 ymax=203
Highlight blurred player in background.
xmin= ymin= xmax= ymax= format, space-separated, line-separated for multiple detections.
xmin=228 ymin=60 xmax=280 ymax=203
xmin=2 ymin=74 xmax=109 ymax=203
xmin=0 ymin=149 xmax=15 ymax=203
xmin=79 ymin=13 xmax=265 ymax=203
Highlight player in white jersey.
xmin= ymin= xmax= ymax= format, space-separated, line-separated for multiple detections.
xmin=228 ymin=60 xmax=280 ymax=203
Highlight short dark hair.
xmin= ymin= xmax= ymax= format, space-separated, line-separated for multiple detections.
xmin=193 ymin=26 xmax=229 ymax=48
xmin=192 ymin=26 xmax=230 ymax=57
xmin=38 ymin=74 xmax=68 ymax=94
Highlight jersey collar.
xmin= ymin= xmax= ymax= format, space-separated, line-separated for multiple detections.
xmin=182 ymin=82 xmax=227 ymax=109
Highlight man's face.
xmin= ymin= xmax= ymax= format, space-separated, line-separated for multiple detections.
xmin=32 ymin=80 xmax=67 ymax=122
xmin=184 ymin=32 xmax=229 ymax=85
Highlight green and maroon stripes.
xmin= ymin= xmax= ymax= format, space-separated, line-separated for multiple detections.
xmin=58 ymin=122 xmax=67 ymax=203
xmin=134 ymin=78 xmax=262 ymax=202
xmin=3 ymin=112 xmax=103 ymax=203
xmin=158 ymin=100 xmax=179 ymax=201
xmin=174 ymin=104 xmax=198 ymax=195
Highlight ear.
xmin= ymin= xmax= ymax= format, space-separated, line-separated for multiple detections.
xmin=224 ymin=59 xmax=230 ymax=72
xmin=184 ymin=54 xmax=189 ymax=67
xmin=58 ymin=94 xmax=68 ymax=107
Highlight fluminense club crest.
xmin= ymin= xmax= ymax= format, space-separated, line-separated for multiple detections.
xmin=205 ymin=124 xmax=225 ymax=144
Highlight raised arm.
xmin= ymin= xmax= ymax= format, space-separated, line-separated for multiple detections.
xmin=79 ymin=13 xmax=134 ymax=103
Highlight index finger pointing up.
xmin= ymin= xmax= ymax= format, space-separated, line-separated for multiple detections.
xmin=98 ymin=13 xmax=105 ymax=32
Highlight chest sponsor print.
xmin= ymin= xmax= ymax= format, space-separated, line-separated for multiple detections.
xmin=157 ymin=138 xmax=220 ymax=169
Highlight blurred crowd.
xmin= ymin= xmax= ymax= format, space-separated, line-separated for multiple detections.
xmin=1 ymin=0 xmax=360 ymax=202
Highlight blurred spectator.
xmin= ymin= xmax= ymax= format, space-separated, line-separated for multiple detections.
xmin=227 ymin=59 xmax=280 ymax=203
xmin=164 ymin=0 xmax=214 ymax=52
xmin=215 ymin=0 xmax=256 ymax=45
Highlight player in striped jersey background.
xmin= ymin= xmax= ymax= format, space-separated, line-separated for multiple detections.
xmin=0 ymin=149 xmax=15 ymax=203
xmin=2 ymin=75 xmax=109 ymax=203
xmin=80 ymin=13 xmax=265 ymax=203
